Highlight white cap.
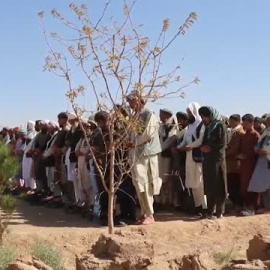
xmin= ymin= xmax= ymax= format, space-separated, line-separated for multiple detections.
xmin=67 ymin=113 xmax=78 ymax=121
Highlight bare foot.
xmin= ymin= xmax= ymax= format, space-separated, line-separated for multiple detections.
xmin=141 ymin=216 xmax=155 ymax=225
xmin=136 ymin=215 xmax=146 ymax=225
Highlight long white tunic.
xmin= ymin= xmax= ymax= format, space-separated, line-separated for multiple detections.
xmin=22 ymin=139 xmax=36 ymax=189
xmin=178 ymin=125 xmax=205 ymax=189
xmin=130 ymin=112 xmax=162 ymax=195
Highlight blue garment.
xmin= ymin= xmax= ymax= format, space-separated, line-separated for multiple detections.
xmin=248 ymin=136 xmax=270 ymax=193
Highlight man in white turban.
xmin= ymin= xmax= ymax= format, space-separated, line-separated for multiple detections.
xmin=177 ymin=102 xmax=207 ymax=216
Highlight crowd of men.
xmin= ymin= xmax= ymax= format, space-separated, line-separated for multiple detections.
xmin=1 ymin=92 xmax=270 ymax=226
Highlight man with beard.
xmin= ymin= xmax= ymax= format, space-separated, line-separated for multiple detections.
xmin=178 ymin=102 xmax=207 ymax=217
xmin=254 ymin=117 xmax=265 ymax=135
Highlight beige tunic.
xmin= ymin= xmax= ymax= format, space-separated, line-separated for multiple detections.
xmin=130 ymin=112 xmax=162 ymax=195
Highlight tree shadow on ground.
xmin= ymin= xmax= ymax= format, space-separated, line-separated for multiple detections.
xmin=9 ymin=199 xmax=99 ymax=228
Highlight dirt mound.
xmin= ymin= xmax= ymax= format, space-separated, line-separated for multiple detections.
xmin=76 ymin=229 xmax=154 ymax=270
xmin=247 ymin=234 xmax=270 ymax=262
xmin=7 ymin=258 xmax=52 ymax=270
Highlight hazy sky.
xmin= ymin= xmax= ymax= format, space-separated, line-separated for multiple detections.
xmin=1 ymin=0 xmax=270 ymax=127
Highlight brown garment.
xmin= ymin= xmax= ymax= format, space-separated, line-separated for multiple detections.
xmin=226 ymin=126 xmax=245 ymax=174
xmin=239 ymin=129 xmax=260 ymax=205
xmin=53 ymin=126 xmax=70 ymax=183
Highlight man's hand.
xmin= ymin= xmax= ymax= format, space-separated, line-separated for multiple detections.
xmin=178 ymin=146 xmax=192 ymax=152
xmin=35 ymin=149 xmax=42 ymax=156
xmin=256 ymin=149 xmax=267 ymax=157
xmin=76 ymin=150 xmax=83 ymax=157
xmin=236 ymin=153 xmax=247 ymax=160
xmin=200 ymin=145 xmax=211 ymax=153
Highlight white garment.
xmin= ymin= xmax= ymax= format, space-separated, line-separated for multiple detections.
xmin=43 ymin=132 xmax=58 ymax=158
xmin=159 ymin=115 xmax=178 ymax=151
xmin=176 ymin=103 xmax=206 ymax=205
xmin=131 ymin=154 xmax=160 ymax=216
xmin=26 ymin=121 xmax=36 ymax=140
xmin=46 ymin=167 xmax=55 ymax=192
xmin=185 ymin=102 xmax=202 ymax=144
xmin=65 ymin=148 xmax=77 ymax=182
xmin=192 ymin=180 xmax=207 ymax=209
xmin=131 ymin=154 xmax=162 ymax=195
xmin=76 ymin=138 xmax=94 ymax=204
xmin=185 ymin=151 xmax=203 ymax=189
xmin=130 ymin=112 xmax=162 ymax=194
xmin=89 ymin=160 xmax=99 ymax=195
xmin=22 ymin=138 xmax=36 ymax=189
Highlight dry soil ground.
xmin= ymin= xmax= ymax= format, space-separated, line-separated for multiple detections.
xmin=5 ymin=200 xmax=270 ymax=269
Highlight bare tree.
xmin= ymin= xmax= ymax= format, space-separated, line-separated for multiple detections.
xmin=39 ymin=0 xmax=198 ymax=234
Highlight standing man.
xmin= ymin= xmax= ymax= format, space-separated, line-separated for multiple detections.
xmin=127 ymin=91 xmax=162 ymax=225
xmin=51 ymin=112 xmax=70 ymax=208
xmin=157 ymin=108 xmax=178 ymax=207
xmin=199 ymin=106 xmax=227 ymax=219
xmin=171 ymin=112 xmax=189 ymax=211
xmin=1 ymin=127 xmax=10 ymax=145
xmin=178 ymin=102 xmax=207 ymax=216
xmin=22 ymin=120 xmax=37 ymax=192
xmin=254 ymin=117 xmax=265 ymax=135
xmin=226 ymin=114 xmax=244 ymax=212
xmin=65 ymin=114 xmax=84 ymax=208
xmin=43 ymin=121 xmax=59 ymax=201
xmin=33 ymin=120 xmax=51 ymax=197
xmin=75 ymin=119 xmax=96 ymax=219
xmin=237 ymin=114 xmax=260 ymax=216
xmin=248 ymin=114 xmax=270 ymax=214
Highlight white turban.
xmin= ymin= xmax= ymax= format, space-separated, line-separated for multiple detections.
xmin=68 ymin=113 xmax=78 ymax=121
xmin=49 ymin=121 xmax=59 ymax=128
xmin=40 ymin=119 xmax=50 ymax=125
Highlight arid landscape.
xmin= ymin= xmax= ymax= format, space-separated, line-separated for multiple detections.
xmin=4 ymin=200 xmax=270 ymax=269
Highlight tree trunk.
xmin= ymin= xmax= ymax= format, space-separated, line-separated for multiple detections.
xmin=0 ymin=209 xmax=3 ymax=245
xmin=108 ymin=127 xmax=115 ymax=234
xmin=108 ymin=191 xmax=115 ymax=234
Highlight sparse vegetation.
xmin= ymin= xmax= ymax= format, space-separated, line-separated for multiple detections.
xmin=32 ymin=242 xmax=65 ymax=270
xmin=0 ymin=141 xmax=18 ymax=244
xmin=0 ymin=195 xmax=17 ymax=244
xmin=213 ymin=247 xmax=235 ymax=266
xmin=0 ymin=246 xmax=16 ymax=270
